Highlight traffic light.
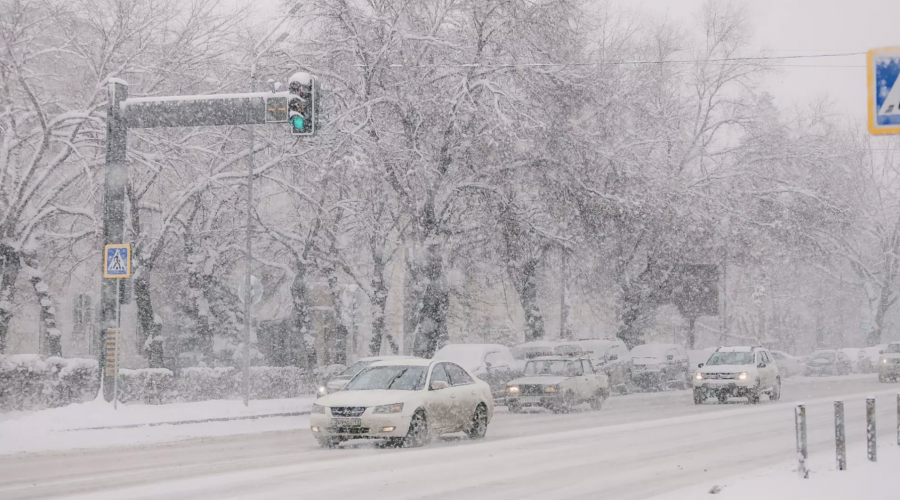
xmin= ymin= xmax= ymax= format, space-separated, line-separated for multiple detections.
xmin=288 ymin=72 xmax=318 ymax=136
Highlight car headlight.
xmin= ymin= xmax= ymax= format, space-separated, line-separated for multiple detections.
xmin=507 ymin=386 xmax=520 ymax=394
xmin=318 ymin=386 xmax=328 ymax=395
xmin=737 ymin=372 xmax=748 ymax=380
xmin=545 ymin=386 xmax=557 ymax=393
xmin=695 ymin=372 xmax=704 ymax=380
xmin=311 ymin=404 xmax=327 ymax=414
xmin=882 ymin=358 xmax=888 ymax=364
xmin=373 ymin=403 xmax=404 ymax=414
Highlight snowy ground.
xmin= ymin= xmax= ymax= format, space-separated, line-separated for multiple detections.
xmin=0 ymin=375 xmax=895 ymax=499
xmin=0 ymin=395 xmax=314 ymax=455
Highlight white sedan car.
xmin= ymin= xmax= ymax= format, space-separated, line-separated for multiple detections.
xmin=310 ymin=359 xmax=494 ymax=448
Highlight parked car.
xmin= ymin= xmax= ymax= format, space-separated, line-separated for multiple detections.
xmin=571 ymin=338 xmax=633 ymax=393
xmin=770 ymin=350 xmax=806 ymax=378
xmin=319 ymin=356 xmax=419 ymax=395
xmin=433 ymin=343 xmax=518 ymax=396
xmin=310 ymin=359 xmax=494 ymax=448
xmin=505 ymin=356 xmax=609 ymax=413
xmin=860 ymin=345 xmax=887 ymax=374
xmin=510 ymin=341 xmax=560 ymax=371
xmin=630 ymin=343 xmax=690 ymax=391
xmin=693 ymin=346 xmax=781 ymax=404
xmin=878 ymin=342 xmax=900 ymax=382
xmin=805 ymin=349 xmax=852 ymax=376
xmin=838 ymin=348 xmax=864 ymax=373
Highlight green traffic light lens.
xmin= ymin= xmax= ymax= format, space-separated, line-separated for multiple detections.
xmin=290 ymin=115 xmax=304 ymax=130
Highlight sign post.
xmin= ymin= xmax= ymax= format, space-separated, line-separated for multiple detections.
xmin=867 ymin=47 xmax=900 ymax=135
xmin=104 ymin=244 xmax=131 ymax=409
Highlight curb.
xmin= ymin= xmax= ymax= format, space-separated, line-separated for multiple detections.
xmin=62 ymin=411 xmax=310 ymax=432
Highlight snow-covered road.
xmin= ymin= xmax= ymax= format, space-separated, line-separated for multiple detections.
xmin=1 ymin=376 xmax=895 ymax=499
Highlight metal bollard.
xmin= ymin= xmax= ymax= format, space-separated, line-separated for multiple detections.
xmin=867 ymin=397 xmax=876 ymax=462
xmin=896 ymin=393 xmax=899 ymax=447
xmin=835 ymin=401 xmax=846 ymax=470
xmin=795 ymin=404 xmax=808 ymax=478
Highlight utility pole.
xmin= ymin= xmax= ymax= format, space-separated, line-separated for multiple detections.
xmin=560 ymin=248 xmax=571 ymax=340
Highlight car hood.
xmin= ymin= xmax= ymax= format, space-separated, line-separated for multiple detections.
xmin=325 ymin=377 xmax=350 ymax=390
xmin=316 ymin=389 xmax=418 ymax=407
xmin=699 ymin=364 xmax=754 ymax=373
xmin=508 ymin=376 xmax=569 ymax=386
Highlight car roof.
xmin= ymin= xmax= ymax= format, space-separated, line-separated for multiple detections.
xmin=716 ymin=346 xmax=758 ymax=352
xmin=368 ymin=358 xmax=434 ymax=367
xmin=515 ymin=341 xmax=560 ymax=348
xmin=358 ymin=355 xmax=419 ymax=362
xmin=529 ymin=356 xmax=581 ymax=361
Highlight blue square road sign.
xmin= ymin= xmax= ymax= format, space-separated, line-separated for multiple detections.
xmin=104 ymin=244 xmax=131 ymax=278
xmin=868 ymin=47 xmax=900 ymax=135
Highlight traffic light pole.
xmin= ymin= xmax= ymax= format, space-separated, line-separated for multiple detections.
xmin=101 ymin=80 xmax=128 ymax=402
xmin=99 ymin=77 xmax=316 ymax=402
xmin=242 ymin=74 xmax=256 ymax=407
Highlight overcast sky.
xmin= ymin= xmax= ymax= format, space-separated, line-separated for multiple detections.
xmin=628 ymin=0 xmax=900 ymax=121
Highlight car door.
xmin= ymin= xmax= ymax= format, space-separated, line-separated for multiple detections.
xmin=426 ymin=363 xmax=454 ymax=431
xmin=444 ymin=362 xmax=479 ymax=427
xmin=580 ymin=359 xmax=600 ymax=399
xmin=762 ymin=351 xmax=776 ymax=388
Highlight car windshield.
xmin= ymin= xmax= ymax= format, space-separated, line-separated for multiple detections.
xmin=343 ymin=366 xmax=426 ymax=391
xmin=630 ymin=345 xmax=671 ymax=359
xmin=524 ymin=360 xmax=578 ymax=377
xmin=886 ymin=344 xmax=900 ymax=354
xmin=705 ymin=352 xmax=754 ymax=366
xmin=811 ymin=351 xmax=836 ymax=361
xmin=512 ymin=347 xmax=556 ymax=360
xmin=433 ymin=345 xmax=485 ymax=370
xmin=337 ymin=360 xmax=374 ymax=378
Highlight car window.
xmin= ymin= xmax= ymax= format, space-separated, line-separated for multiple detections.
xmin=771 ymin=352 xmax=784 ymax=360
xmin=572 ymin=361 xmax=584 ymax=376
xmin=344 ymin=366 xmax=426 ymax=391
xmin=430 ymin=363 xmax=451 ymax=389
xmin=581 ymin=359 xmax=594 ymax=375
xmin=444 ymin=363 xmax=474 ymax=386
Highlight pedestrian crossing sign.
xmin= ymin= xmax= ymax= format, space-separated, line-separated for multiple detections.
xmin=868 ymin=46 xmax=900 ymax=135
xmin=104 ymin=244 xmax=131 ymax=278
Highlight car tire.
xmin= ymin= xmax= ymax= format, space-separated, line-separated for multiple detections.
xmin=770 ymin=377 xmax=782 ymax=401
xmin=402 ymin=410 xmax=429 ymax=448
xmin=693 ymin=388 xmax=706 ymax=405
xmin=748 ymin=380 xmax=761 ymax=404
xmin=466 ymin=405 xmax=489 ymax=440
xmin=589 ymin=393 xmax=605 ymax=410
xmin=316 ymin=437 xmax=344 ymax=449
xmin=553 ymin=391 xmax=575 ymax=414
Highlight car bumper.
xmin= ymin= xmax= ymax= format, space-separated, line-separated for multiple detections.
xmin=693 ymin=380 xmax=753 ymax=395
xmin=805 ymin=366 xmax=838 ymax=376
xmin=878 ymin=364 xmax=900 ymax=376
xmin=507 ymin=394 xmax=566 ymax=408
xmin=309 ymin=413 xmax=412 ymax=439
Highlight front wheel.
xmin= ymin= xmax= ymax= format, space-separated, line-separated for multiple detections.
xmin=466 ymin=405 xmax=488 ymax=440
xmin=316 ymin=437 xmax=344 ymax=449
xmin=693 ymin=388 xmax=706 ymax=405
xmin=552 ymin=391 xmax=575 ymax=414
xmin=747 ymin=380 xmax=761 ymax=404
xmin=402 ymin=410 xmax=430 ymax=448
xmin=590 ymin=393 xmax=605 ymax=410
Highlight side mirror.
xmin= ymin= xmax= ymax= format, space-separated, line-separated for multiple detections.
xmin=431 ymin=380 xmax=449 ymax=391
xmin=666 ymin=355 xmax=674 ymax=361
xmin=485 ymin=361 xmax=493 ymax=370
xmin=758 ymin=363 xmax=766 ymax=368
xmin=608 ymin=354 xmax=618 ymax=361
xmin=698 ymin=363 xmax=704 ymax=368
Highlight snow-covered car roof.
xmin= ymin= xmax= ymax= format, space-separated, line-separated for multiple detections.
xmin=358 ymin=355 xmax=419 ymax=362
xmin=369 ymin=358 xmax=434 ymax=367
xmin=527 ymin=356 xmax=584 ymax=362
xmin=515 ymin=341 xmax=560 ymax=348
xmin=716 ymin=346 xmax=755 ymax=352
xmin=631 ymin=344 xmax=680 ymax=356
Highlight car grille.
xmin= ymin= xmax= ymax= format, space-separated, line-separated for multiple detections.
xmin=705 ymin=373 xmax=736 ymax=380
xmin=519 ymin=385 xmax=545 ymax=396
xmin=330 ymin=406 xmax=366 ymax=417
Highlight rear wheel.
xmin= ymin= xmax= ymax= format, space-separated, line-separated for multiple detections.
xmin=402 ymin=410 xmax=429 ymax=448
xmin=590 ymin=392 xmax=605 ymax=410
xmin=770 ymin=378 xmax=782 ymax=401
xmin=466 ymin=405 xmax=488 ymax=440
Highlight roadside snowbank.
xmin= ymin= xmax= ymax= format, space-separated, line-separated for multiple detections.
xmin=650 ymin=442 xmax=898 ymax=500
xmin=0 ymin=395 xmax=313 ymax=455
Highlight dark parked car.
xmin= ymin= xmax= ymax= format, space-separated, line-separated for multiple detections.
xmin=805 ymin=349 xmax=852 ymax=376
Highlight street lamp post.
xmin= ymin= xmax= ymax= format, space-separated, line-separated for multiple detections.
xmin=242 ymin=4 xmax=298 ymax=407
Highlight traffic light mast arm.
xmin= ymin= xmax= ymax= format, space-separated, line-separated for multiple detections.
xmin=122 ymin=91 xmax=301 ymax=128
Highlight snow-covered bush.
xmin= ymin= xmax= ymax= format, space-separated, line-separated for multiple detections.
xmin=244 ymin=366 xmax=313 ymax=400
xmin=0 ymin=355 xmax=98 ymax=411
xmin=118 ymin=368 xmax=175 ymax=404
xmin=175 ymin=367 xmax=236 ymax=402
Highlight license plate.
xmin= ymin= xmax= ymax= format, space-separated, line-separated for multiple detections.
xmin=331 ymin=418 xmax=362 ymax=427
xmin=519 ymin=396 xmax=542 ymax=403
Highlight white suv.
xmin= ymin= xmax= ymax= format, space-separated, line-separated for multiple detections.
xmin=692 ymin=346 xmax=781 ymax=404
